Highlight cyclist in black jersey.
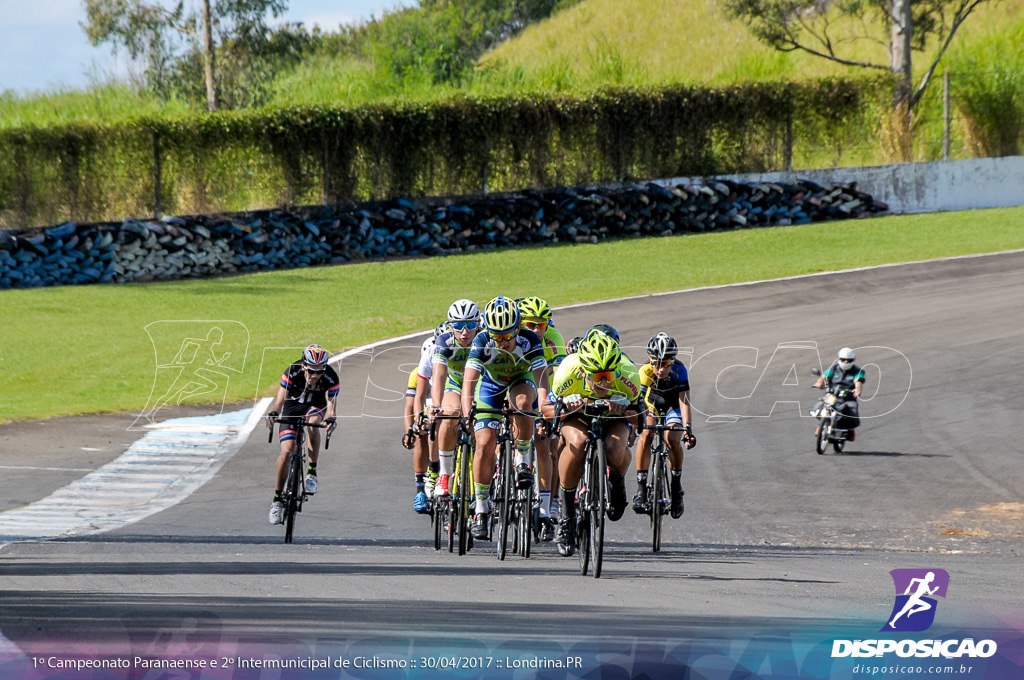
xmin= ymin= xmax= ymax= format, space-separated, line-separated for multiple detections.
xmin=634 ymin=333 xmax=695 ymax=519
xmin=265 ymin=344 xmax=339 ymax=525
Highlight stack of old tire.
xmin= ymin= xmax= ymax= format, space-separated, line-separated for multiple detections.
xmin=0 ymin=178 xmax=886 ymax=289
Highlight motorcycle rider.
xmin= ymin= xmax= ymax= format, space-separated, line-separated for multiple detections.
xmin=812 ymin=347 xmax=865 ymax=441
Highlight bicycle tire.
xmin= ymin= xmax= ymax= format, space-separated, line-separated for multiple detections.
xmin=433 ymin=495 xmax=443 ymax=551
xmin=577 ymin=509 xmax=590 ymax=576
xmin=517 ymin=488 xmax=532 ymax=558
xmin=456 ymin=439 xmax=471 ymax=556
xmin=591 ymin=438 xmax=607 ymax=578
xmin=651 ymin=438 xmax=665 ymax=553
xmin=284 ymin=448 xmax=302 ymax=544
xmin=496 ymin=440 xmax=513 ymax=561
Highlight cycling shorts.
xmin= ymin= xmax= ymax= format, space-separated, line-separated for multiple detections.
xmin=278 ymin=403 xmax=326 ymax=442
xmin=473 ymin=373 xmax=536 ymax=432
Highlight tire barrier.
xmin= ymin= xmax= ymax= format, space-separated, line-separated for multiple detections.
xmin=0 ymin=178 xmax=886 ymax=289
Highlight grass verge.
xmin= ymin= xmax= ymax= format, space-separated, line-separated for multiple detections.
xmin=3 ymin=206 xmax=1023 ymax=423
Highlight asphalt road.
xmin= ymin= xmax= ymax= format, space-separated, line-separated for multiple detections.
xmin=2 ymin=251 xmax=1023 ymax=678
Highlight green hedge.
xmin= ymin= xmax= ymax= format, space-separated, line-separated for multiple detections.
xmin=0 ymin=78 xmax=882 ymax=229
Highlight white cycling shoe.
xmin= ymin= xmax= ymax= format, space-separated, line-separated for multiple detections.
xmin=268 ymin=501 xmax=284 ymax=525
xmin=304 ymin=475 xmax=318 ymax=495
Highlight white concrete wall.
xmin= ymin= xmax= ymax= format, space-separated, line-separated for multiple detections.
xmin=718 ymin=156 xmax=1024 ymax=214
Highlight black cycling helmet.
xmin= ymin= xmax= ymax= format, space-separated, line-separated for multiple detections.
xmin=566 ymin=336 xmax=584 ymax=354
xmin=647 ymin=332 xmax=678 ymax=362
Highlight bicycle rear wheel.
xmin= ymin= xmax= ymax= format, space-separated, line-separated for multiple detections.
xmin=577 ymin=509 xmax=590 ymax=576
xmin=283 ymin=450 xmax=302 ymax=544
xmin=591 ymin=439 xmax=607 ymax=578
xmin=651 ymin=442 xmax=665 ymax=553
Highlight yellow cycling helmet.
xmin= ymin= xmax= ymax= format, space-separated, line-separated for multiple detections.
xmin=577 ymin=332 xmax=621 ymax=373
xmin=483 ymin=295 xmax=520 ymax=334
xmin=518 ymin=296 xmax=552 ymax=322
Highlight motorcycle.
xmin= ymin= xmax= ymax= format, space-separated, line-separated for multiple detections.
xmin=810 ymin=368 xmax=854 ymax=454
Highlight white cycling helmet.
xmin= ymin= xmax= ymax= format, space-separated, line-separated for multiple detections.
xmin=837 ymin=347 xmax=856 ymax=369
xmin=447 ymin=299 xmax=480 ymax=324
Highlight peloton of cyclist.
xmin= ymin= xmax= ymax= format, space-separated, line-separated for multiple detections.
xmin=542 ymin=332 xmax=640 ymax=556
xmin=517 ymin=296 xmax=567 ymax=541
xmin=633 ymin=332 xmax=696 ymax=519
xmin=461 ymin=296 xmax=550 ymax=541
xmin=266 ymin=344 xmax=339 ymax=525
xmin=428 ymin=299 xmax=483 ymax=500
xmin=405 ymin=322 xmax=447 ymax=513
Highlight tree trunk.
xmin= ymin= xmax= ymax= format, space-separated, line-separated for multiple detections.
xmin=202 ymin=0 xmax=218 ymax=112
xmin=890 ymin=0 xmax=913 ymax=156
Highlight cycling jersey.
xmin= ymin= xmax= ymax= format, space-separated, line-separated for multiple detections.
xmin=433 ymin=330 xmax=475 ymax=391
xmin=541 ymin=325 xmax=568 ymax=368
xmin=280 ymin=361 xmax=340 ymax=410
xmin=466 ymin=329 xmax=547 ymax=385
xmin=638 ymin=360 xmax=691 ymax=415
xmin=406 ymin=336 xmax=435 ymax=397
xmin=549 ymin=353 xmax=640 ymax=404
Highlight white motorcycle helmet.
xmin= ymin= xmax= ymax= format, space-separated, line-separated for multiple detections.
xmin=837 ymin=347 xmax=856 ymax=371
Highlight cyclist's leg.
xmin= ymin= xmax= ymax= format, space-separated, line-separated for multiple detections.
xmin=555 ymin=418 xmax=588 ymax=555
xmin=434 ymin=389 xmax=461 ymax=497
xmin=603 ymin=421 xmax=631 ymax=521
xmin=664 ymin=407 xmax=685 ymax=517
xmin=633 ymin=414 xmax=655 ymax=512
xmin=509 ymin=380 xmax=537 ymax=487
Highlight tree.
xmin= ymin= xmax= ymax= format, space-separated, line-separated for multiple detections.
xmin=82 ymin=0 xmax=289 ymax=111
xmin=723 ymin=0 xmax=992 ymax=143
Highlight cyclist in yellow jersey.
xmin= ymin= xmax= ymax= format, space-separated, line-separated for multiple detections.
xmin=586 ymin=323 xmax=638 ymax=374
xmin=518 ymin=296 xmax=566 ymax=542
xmin=542 ymin=333 xmax=640 ymax=556
xmin=634 ymin=332 xmax=696 ymax=519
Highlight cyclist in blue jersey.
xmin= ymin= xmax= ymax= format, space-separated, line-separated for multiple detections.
xmin=427 ymin=299 xmax=483 ymax=499
xmin=460 ymin=296 xmax=550 ymax=541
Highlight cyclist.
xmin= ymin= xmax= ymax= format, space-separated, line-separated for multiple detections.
xmin=518 ymin=296 xmax=567 ymax=541
xmin=428 ymin=299 xmax=483 ymax=500
xmin=542 ymin=332 xmax=640 ymax=556
xmin=633 ymin=332 xmax=696 ymax=519
xmin=266 ymin=344 xmax=339 ymax=525
xmin=586 ymin=323 xmax=637 ymax=372
xmin=405 ymin=322 xmax=447 ymax=513
xmin=812 ymin=347 xmax=865 ymax=441
xmin=461 ymin=295 xmax=550 ymax=541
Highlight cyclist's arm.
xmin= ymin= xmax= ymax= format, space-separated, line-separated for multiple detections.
xmin=429 ymin=361 xmax=449 ymax=414
xmin=678 ymin=388 xmax=692 ymax=430
xmin=461 ymin=365 xmax=481 ymax=420
xmin=533 ymin=364 xmax=550 ymax=410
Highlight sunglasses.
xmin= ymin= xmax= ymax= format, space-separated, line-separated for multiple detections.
xmin=521 ymin=319 xmax=547 ymax=329
xmin=304 ymin=367 xmax=325 ymax=375
xmin=450 ymin=320 xmax=479 ymax=331
xmin=652 ymin=359 xmax=673 ymax=369
xmin=589 ymin=370 xmax=615 ymax=385
xmin=489 ymin=329 xmax=517 ymax=342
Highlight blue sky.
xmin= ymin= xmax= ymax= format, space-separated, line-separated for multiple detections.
xmin=0 ymin=0 xmax=409 ymax=94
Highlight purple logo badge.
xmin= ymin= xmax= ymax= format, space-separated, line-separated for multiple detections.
xmin=882 ymin=568 xmax=950 ymax=632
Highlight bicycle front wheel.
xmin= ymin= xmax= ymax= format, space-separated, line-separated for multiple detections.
xmin=456 ymin=439 xmax=472 ymax=556
xmin=651 ymin=442 xmax=665 ymax=553
xmin=284 ymin=450 xmax=302 ymax=544
xmin=496 ymin=440 xmax=513 ymax=561
xmin=591 ymin=439 xmax=607 ymax=578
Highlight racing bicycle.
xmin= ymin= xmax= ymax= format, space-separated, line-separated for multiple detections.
xmin=267 ymin=414 xmax=331 ymax=544
xmin=641 ymin=420 xmax=691 ymax=552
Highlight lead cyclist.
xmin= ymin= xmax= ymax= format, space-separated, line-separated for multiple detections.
xmin=460 ymin=296 xmax=550 ymax=541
